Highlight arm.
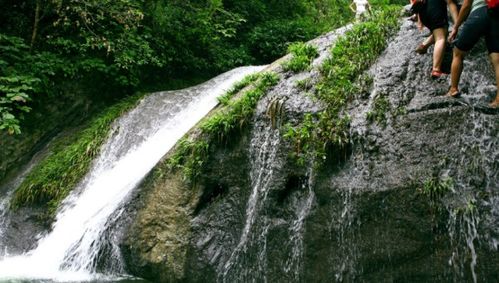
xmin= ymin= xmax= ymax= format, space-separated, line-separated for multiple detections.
xmin=446 ymin=0 xmax=459 ymax=23
xmin=449 ymin=0 xmax=473 ymax=42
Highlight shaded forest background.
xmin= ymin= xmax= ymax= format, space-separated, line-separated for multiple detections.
xmin=0 ymin=0 xmax=404 ymax=135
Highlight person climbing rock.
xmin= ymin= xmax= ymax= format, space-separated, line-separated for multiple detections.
xmin=447 ymin=0 xmax=499 ymax=107
xmin=413 ymin=0 xmax=459 ymax=78
xmin=415 ymin=0 xmax=460 ymax=55
xmin=350 ymin=0 xmax=371 ymax=20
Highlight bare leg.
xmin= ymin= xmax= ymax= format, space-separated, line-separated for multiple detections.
xmin=489 ymin=52 xmax=499 ymax=107
xmin=432 ymin=28 xmax=447 ymax=72
xmin=423 ymin=35 xmax=435 ymax=48
xmin=416 ymin=35 xmax=435 ymax=54
xmin=447 ymin=47 xmax=466 ymax=96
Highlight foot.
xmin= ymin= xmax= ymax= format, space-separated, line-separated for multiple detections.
xmin=446 ymin=87 xmax=460 ymax=98
xmin=490 ymin=98 xmax=499 ymax=108
xmin=415 ymin=44 xmax=429 ymax=55
xmin=431 ymin=69 xmax=445 ymax=79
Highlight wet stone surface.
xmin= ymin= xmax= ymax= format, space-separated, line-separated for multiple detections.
xmin=125 ymin=19 xmax=499 ymax=282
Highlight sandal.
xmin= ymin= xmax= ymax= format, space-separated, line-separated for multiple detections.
xmin=446 ymin=89 xmax=461 ymax=98
xmin=431 ymin=70 xmax=445 ymax=79
xmin=415 ymin=44 xmax=429 ymax=55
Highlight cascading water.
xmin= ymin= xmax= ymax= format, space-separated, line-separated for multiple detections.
xmin=445 ymin=109 xmax=499 ymax=283
xmin=333 ymin=188 xmax=359 ymax=282
xmin=219 ymin=99 xmax=318 ymax=282
xmin=0 ymin=65 xmax=266 ymax=282
xmin=284 ymin=167 xmax=316 ymax=281
xmin=221 ymin=123 xmax=282 ymax=283
xmin=0 ymin=195 xmax=11 ymax=253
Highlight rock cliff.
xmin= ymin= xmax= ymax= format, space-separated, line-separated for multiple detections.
xmin=123 ymin=17 xmax=499 ymax=283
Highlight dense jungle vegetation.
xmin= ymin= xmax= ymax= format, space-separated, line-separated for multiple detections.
xmin=0 ymin=0 xmax=406 ymax=135
xmin=0 ymin=0 xmax=356 ymax=135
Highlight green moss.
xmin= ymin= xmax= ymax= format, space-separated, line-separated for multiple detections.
xmin=168 ymin=72 xmax=280 ymax=181
xmin=282 ymin=42 xmax=319 ymax=73
xmin=418 ymin=176 xmax=453 ymax=203
xmin=295 ymin=77 xmax=313 ymax=91
xmin=285 ymin=6 xmax=401 ymax=163
xmin=417 ymin=176 xmax=453 ymax=228
xmin=10 ymin=93 xmax=145 ymax=219
xmin=366 ymin=95 xmax=391 ymax=127
xmin=218 ymin=73 xmax=260 ymax=106
xmin=167 ymin=138 xmax=211 ymax=182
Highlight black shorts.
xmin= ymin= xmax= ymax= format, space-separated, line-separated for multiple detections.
xmin=419 ymin=0 xmax=449 ymax=31
xmin=454 ymin=6 xmax=499 ymax=53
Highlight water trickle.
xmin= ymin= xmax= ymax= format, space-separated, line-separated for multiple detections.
xmin=221 ymin=124 xmax=282 ymax=283
xmin=444 ymin=109 xmax=498 ymax=282
xmin=333 ymin=188 xmax=359 ymax=282
xmin=0 ymin=194 xmax=11 ymax=254
xmin=0 ymin=65 xmax=266 ymax=282
xmin=448 ymin=202 xmax=480 ymax=283
xmin=284 ymin=167 xmax=316 ymax=281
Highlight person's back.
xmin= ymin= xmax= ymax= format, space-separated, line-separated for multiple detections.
xmin=354 ymin=0 xmax=369 ymax=16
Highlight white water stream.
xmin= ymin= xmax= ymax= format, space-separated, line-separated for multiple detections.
xmin=0 ymin=65 xmax=266 ymax=282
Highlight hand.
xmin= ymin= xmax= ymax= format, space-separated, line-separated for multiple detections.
xmin=448 ymin=28 xmax=458 ymax=43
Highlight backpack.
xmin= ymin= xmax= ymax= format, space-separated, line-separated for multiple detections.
xmin=487 ymin=0 xmax=499 ymax=18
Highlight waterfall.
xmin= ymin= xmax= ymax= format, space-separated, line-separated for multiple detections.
xmin=220 ymin=110 xmax=317 ymax=282
xmin=0 ymin=65 xmax=266 ymax=282
xmin=445 ymin=109 xmax=499 ymax=282
xmin=221 ymin=123 xmax=282 ymax=283
xmin=0 ymin=196 xmax=11 ymax=253
xmin=284 ymin=167 xmax=316 ymax=280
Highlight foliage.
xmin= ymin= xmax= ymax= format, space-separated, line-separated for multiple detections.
xmin=168 ymin=72 xmax=279 ymax=181
xmin=0 ymin=0 xmax=354 ymax=135
xmin=0 ymin=76 xmax=39 ymax=135
xmin=0 ymin=34 xmax=40 ymax=134
xmin=218 ymin=73 xmax=260 ymax=105
xmin=417 ymin=176 xmax=453 ymax=228
xmin=418 ymin=177 xmax=453 ymax=203
xmin=295 ymin=78 xmax=313 ymax=91
xmin=453 ymin=198 xmax=477 ymax=216
xmin=200 ymin=72 xmax=279 ymax=140
xmin=10 ymin=93 xmax=145 ymax=219
xmin=247 ymin=19 xmax=317 ymax=63
xmin=167 ymin=138 xmax=211 ymax=184
xmin=366 ymin=95 xmax=391 ymax=127
xmin=282 ymin=43 xmax=319 ymax=73
xmin=285 ymin=6 xmax=401 ymax=164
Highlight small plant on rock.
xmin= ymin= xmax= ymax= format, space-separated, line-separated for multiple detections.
xmin=282 ymin=42 xmax=319 ymax=73
xmin=366 ymin=95 xmax=391 ymax=127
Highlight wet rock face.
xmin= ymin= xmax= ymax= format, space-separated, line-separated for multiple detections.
xmin=126 ymin=19 xmax=499 ymax=282
xmin=0 ymin=206 xmax=48 ymax=255
xmin=305 ymin=20 xmax=499 ymax=282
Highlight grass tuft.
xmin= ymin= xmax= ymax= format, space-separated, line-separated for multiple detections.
xmin=168 ymin=72 xmax=280 ymax=181
xmin=218 ymin=73 xmax=260 ymax=106
xmin=366 ymin=95 xmax=391 ymax=127
xmin=10 ymin=93 xmax=145 ymax=219
xmin=282 ymin=42 xmax=319 ymax=73
xmin=285 ymin=6 xmax=401 ymax=164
